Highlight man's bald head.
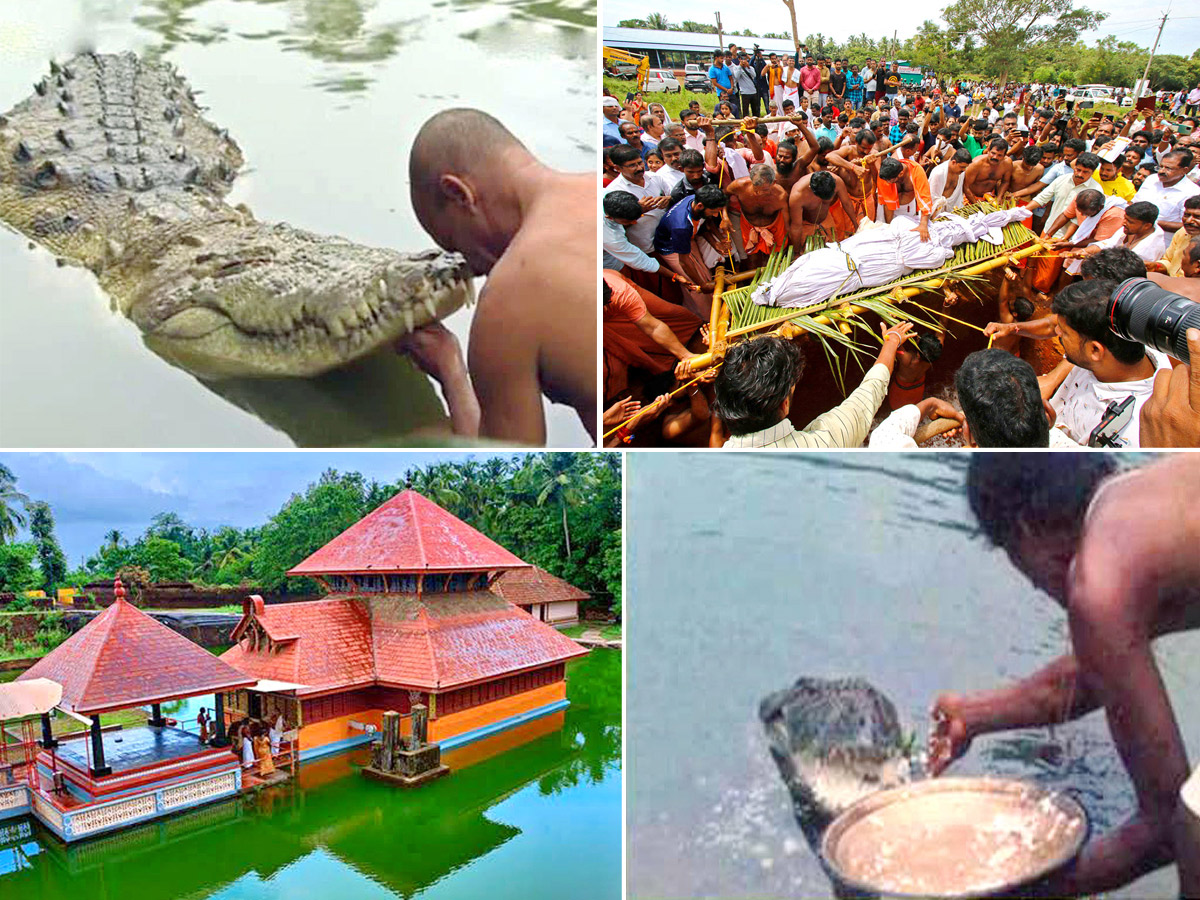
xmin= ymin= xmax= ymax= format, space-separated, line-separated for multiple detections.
xmin=409 ymin=108 xmax=531 ymax=275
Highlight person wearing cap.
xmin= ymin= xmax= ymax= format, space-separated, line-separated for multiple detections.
xmin=603 ymin=96 xmax=623 ymax=147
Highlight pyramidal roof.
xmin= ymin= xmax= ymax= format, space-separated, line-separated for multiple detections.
xmin=19 ymin=580 xmax=254 ymax=715
xmin=287 ymin=490 xmax=530 ymax=576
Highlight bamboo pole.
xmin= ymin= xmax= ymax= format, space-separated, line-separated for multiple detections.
xmin=708 ymin=115 xmax=808 ymax=125
xmin=683 ymin=240 xmax=1047 ymax=368
xmin=708 ymin=266 xmax=725 ymax=357
xmin=914 ymin=416 xmax=963 ymax=444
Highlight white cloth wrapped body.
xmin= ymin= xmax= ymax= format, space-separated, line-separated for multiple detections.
xmin=751 ymin=208 xmax=1032 ymax=309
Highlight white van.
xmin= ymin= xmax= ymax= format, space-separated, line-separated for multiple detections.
xmin=645 ymin=69 xmax=681 ymax=93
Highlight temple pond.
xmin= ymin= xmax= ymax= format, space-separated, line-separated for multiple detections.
xmin=0 ymin=649 xmax=620 ymax=900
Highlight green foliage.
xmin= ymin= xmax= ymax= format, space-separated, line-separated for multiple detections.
xmin=28 ymin=502 xmax=67 ymax=592
xmin=0 ymin=542 xmax=40 ymax=594
xmin=0 ymin=464 xmax=31 ymax=545
xmin=137 ymin=537 xmax=194 ymax=581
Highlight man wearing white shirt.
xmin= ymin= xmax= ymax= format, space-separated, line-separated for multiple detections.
xmin=1074 ymin=201 xmax=1167 ymax=266
xmin=928 ymin=149 xmax=971 ymax=210
xmin=679 ymin=111 xmax=706 ymax=154
xmin=1026 ymin=152 xmax=1102 ymax=239
xmin=602 ymin=144 xmax=669 ymax=254
xmin=1043 ymin=279 xmax=1173 ymax=447
xmin=651 ymin=138 xmax=686 ymax=192
xmin=1133 ymin=150 xmax=1200 ymax=232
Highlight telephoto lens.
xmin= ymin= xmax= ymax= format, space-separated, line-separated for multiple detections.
xmin=1109 ymin=278 xmax=1200 ymax=365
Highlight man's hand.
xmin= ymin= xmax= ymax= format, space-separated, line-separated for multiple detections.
xmin=1139 ymin=327 xmax=1200 ymax=447
xmin=394 ymin=322 xmax=480 ymax=436
xmin=917 ymin=396 xmax=963 ymax=424
xmin=603 ymin=397 xmax=641 ymax=428
xmin=698 ymin=116 xmax=715 ymax=135
xmin=674 ymin=356 xmax=701 ymax=379
xmin=985 ymin=321 xmax=1020 ymax=339
xmin=913 ymin=221 xmax=931 ymax=242
xmin=928 ymin=695 xmax=973 ymax=776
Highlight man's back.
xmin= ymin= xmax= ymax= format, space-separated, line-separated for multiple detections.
xmin=469 ymin=172 xmax=597 ymax=443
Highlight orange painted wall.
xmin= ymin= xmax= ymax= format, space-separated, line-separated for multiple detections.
xmin=298 ymin=708 xmax=411 ymax=751
xmin=427 ymin=681 xmax=567 ymax=743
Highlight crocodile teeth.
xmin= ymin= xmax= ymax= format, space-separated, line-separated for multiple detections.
xmin=55 ymin=128 xmax=73 ymax=149
xmin=106 ymin=239 xmax=124 ymax=260
xmin=80 ymin=223 xmax=95 ymax=236
xmin=423 ymin=296 xmax=438 ymax=319
xmin=328 ymin=318 xmax=347 ymax=339
xmin=356 ymin=300 xmax=372 ymax=323
xmin=173 ymin=119 xmax=185 ymax=137
xmin=377 ymin=278 xmax=388 ymax=300
xmin=403 ymin=307 xmax=415 ymax=333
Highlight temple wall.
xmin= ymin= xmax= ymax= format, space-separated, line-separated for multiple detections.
xmin=428 ymin=681 xmax=567 ymax=744
xmin=545 ymin=601 xmax=579 ymax=624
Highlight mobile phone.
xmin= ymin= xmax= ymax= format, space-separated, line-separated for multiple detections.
xmin=1065 ymin=99 xmax=1075 ymax=112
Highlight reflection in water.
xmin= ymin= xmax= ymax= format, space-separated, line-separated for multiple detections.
xmin=0 ymin=651 xmax=619 ymax=900
xmin=627 ymin=454 xmax=1198 ymax=900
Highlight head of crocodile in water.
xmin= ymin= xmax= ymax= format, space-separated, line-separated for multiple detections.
xmin=760 ymin=677 xmax=913 ymax=846
xmin=0 ymin=51 xmax=473 ymax=379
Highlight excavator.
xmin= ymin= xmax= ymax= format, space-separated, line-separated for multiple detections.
xmin=603 ymin=47 xmax=649 ymax=90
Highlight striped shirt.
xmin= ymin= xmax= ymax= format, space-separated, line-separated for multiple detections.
xmin=723 ymin=363 xmax=890 ymax=448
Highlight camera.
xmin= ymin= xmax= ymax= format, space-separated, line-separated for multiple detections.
xmin=1109 ymin=278 xmax=1200 ymax=364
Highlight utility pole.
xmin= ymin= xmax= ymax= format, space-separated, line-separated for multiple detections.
xmin=715 ymin=11 xmax=723 ymax=53
xmin=1138 ymin=12 xmax=1168 ymax=97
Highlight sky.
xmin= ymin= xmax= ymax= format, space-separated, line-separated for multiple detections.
xmin=604 ymin=0 xmax=1200 ymax=59
xmin=0 ymin=451 xmax=540 ymax=565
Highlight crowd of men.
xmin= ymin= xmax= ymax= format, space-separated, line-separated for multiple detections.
xmin=602 ymin=45 xmax=1200 ymax=448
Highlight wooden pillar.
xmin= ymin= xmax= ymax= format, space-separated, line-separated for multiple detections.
xmin=410 ymin=703 xmax=428 ymax=751
xmin=39 ymin=712 xmax=57 ymax=748
xmin=148 ymin=702 xmax=167 ymax=728
xmin=212 ymin=692 xmax=229 ymax=746
xmin=380 ymin=710 xmax=400 ymax=771
xmin=90 ymin=715 xmax=111 ymax=777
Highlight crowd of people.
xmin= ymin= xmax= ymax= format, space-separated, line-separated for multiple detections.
xmin=602 ymin=44 xmax=1200 ymax=448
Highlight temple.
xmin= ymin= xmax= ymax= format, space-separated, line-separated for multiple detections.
xmin=11 ymin=582 xmax=256 ymax=842
xmin=219 ymin=489 xmax=588 ymax=760
xmin=493 ymin=565 xmax=588 ymax=628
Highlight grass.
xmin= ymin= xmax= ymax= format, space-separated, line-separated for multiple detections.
xmin=605 ymin=75 xmax=719 ymax=121
xmin=560 ymin=622 xmax=622 ymax=640
xmin=141 ymin=605 xmax=244 ymax=614
xmin=50 ymin=708 xmax=153 ymax=737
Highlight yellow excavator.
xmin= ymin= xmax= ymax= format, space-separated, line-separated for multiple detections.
xmin=603 ymin=47 xmax=650 ymax=90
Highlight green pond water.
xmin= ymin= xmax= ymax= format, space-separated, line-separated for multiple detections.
xmin=0 ymin=0 xmax=594 ymax=447
xmin=0 ymin=649 xmax=620 ymax=900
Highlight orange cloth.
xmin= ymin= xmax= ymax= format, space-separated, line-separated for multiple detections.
xmin=877 ymin=158 xmax=933 ymax=215
xmin=603 ymin=271 xmax=703 ymax=402
xmin=740 ymin=209 xmax=787 ymax=254
xmin=1030 ymin=256 xmax=1063 ymax=294
xmin=888 ymin=375 xmax=927 ymax=410
xmin=826 ymin=202 xmax=858 ymax=241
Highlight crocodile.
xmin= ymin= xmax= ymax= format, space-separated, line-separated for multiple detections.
xmin=760 ymin=676 xmax=914 ymax=845
xmin=0 ymin=52 xmax=472 ymax=379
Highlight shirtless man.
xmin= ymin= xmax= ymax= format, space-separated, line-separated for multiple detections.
xmin=990 ymin=265 xmax=1036 ymax=355
xmin=787 ymin=170 xmax=859 ymax=249
xmin=931 ymin=454 xmax=1200 ymax=896
xmin=962 ymin=138 xmax=1013 ymax=203
xmin=1008 ymin=145 xmax=1045 ymax=197
xmin=410 ymin=108 xmax=595 ymax=444
xmin=725 ymin=164 xmax=790 ymax=267
xmin=826 ymin=129 xmax=880 ymax=224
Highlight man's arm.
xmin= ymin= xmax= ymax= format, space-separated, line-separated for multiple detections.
xmin=1045 ymin=524 xmax=1189 ymax=895
xmin=467 ymin=278 xmax=546 ymax=445
xmin=962 ymin=158 xmax=985 ymax=202
xmin=995 ymin=159 xmax=1013 ymax=202
xmin=743 ymin=118 xmax=764 ymax=161
xmin=1038 ymin=358 xmax=1074 ymax=401
xmin=834 ymin=175 xmax=858 ymax=228
xmin=795 ymin=120 xmax=820 ymax=168
xmin=634 ymin=312 xmax=695 ymax=362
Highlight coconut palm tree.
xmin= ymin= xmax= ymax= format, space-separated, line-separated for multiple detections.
xmin=522 ymin=453 xmax=583 ymax=559
xmin=0 ymin=464 xmax=31 ymax=544
xmin=103 ymin=529 xmax=124 ymax=551
xmin=644 ymin=12 xmax=672 ymax=31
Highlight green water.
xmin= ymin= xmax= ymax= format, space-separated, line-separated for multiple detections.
xmin=0 ymin=650 xmax=620 ymax=900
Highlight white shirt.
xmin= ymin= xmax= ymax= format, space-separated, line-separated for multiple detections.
xmin=1092 ymin=225 xmax=1168 ymax=264
xmin=1034 ymin=173 xmax=1093 ymax=239
xmin=928 ymin=160 xmax=965 ymax=210
xmin=1132 ymin=173 xmax=1200 ymax=224
xmin=868 ymin=404 xmax=922 ymax=448
xmin=653 ymin=165 xmax=686 ymax=191
xmin=603 ymin=173 xmax=667 ymax=253
xmin=1049 ymin=348 xmax=1172 ymax=447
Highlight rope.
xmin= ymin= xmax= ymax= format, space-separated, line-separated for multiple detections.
xmin=602 ymin=364 xmax=723 ymax=441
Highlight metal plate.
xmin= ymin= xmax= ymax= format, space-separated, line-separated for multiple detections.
xmin=820 ymin=777 xmax=1088 ymax=899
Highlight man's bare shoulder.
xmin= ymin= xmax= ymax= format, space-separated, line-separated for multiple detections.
xmin=1086 ymin=459 xmax=1200 ymax=565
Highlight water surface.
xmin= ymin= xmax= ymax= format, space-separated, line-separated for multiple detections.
xmin=0 ymin=0 xmax=594 ymax=447
xmin=0 ymin=649 xmax=620 ymax=899
xmin=626 ymin=453 xmax=1199 ymax=899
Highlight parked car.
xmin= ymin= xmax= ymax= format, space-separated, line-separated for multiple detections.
xmin=1069 ymin=86 xmax=1112 ymax=109
xmin=612 ymin=62 xmax=640 ymax=80
xmin=1121 ymin=94 xmax=1136 ymax=107
xmin=684 ymin=63 xmax=711 ymax=93
xmin=645 ymin=69 xmax=681 ymax=93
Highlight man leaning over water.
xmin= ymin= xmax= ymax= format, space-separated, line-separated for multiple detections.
xmin=929 ymin=454 xmax=1200 ymax=896
xmin=409 ymin=108 xmax=596 ymax=445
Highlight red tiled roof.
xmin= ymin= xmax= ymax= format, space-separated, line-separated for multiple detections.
xmin=19 ymin=585 xmax=254 ymax=715
xmin=492 ymin=566 xmax=589 ymax=607
xmin=287 ymin=490 xmax=530 ymax=576
xmin=222 ymin=592 xmax=587 ymax=694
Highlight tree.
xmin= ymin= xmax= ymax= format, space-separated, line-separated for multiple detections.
xmin=103 ymin=529 xmax=124 ymax=551
xmin=643 ymin=12 xmax=672 ymax=31
xmin=133 ymin=537 xmax=193 ymax=582
xmin=942 ymin=0 xmax=1105 ymax=87
xmin=28 ymin=502 xmax=67 ymax=592
xmin=678 ymin=20 xmax=717 ymax=35
xmin=617 ymin=18 xmax=648 ymax=28
xmin=0 ymin=464 xmax=31 ymax=544
xmin=779 ymin=0 xmax=801 ymax=51
xmin=0 ymin=542 xmax=40 ymax=593
xmin=519 ymin=454 xmax=584 ymax=559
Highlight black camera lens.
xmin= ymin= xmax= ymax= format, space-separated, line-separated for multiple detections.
xmin=1109 ymin=277 xmax=1200 ymax=364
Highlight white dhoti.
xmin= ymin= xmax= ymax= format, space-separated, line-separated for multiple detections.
xmin=241 ymin=735 xmax=255 ymax=768
xmin=752 ymin=208 xmax=1032 ymax=308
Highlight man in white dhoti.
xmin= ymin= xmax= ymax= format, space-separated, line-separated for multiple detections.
xmin=928 ymin=149 xmax=972 ymax=211
xmin=751 ymin=207 xmax=1033 ymax=309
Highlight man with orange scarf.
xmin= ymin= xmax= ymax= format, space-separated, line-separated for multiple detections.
xmin=877 ymin=156 xmax=934 ymax=242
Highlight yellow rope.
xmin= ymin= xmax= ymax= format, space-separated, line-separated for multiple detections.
xmin=905 ymin=300 xmax=991 ymax=336
xmin=601 ymin=364 xmax=723 ymax=441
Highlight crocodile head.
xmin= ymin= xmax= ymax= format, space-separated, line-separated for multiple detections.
xmin=128 ymin=227 xmax=474 ymax=379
